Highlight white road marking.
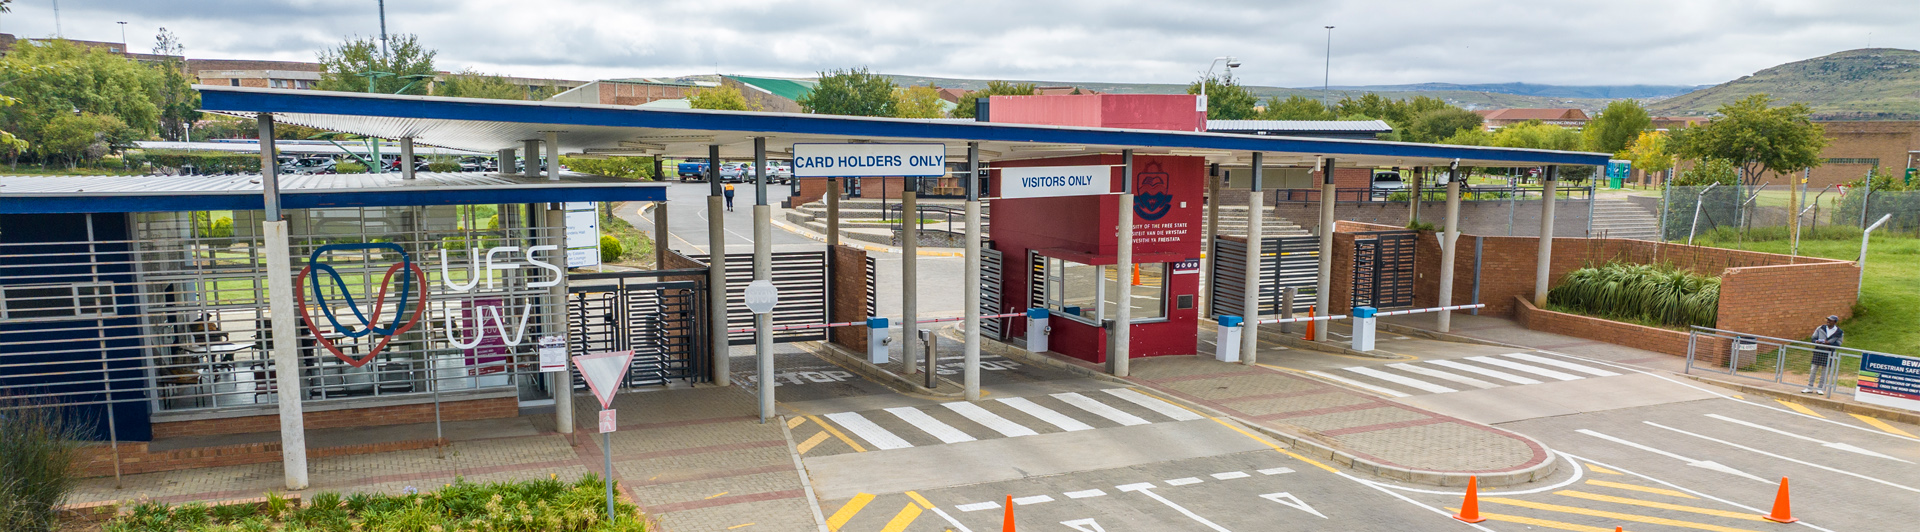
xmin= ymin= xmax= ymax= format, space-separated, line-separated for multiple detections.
xmin=1211 ymin=471 xmax=1252 ymax=480
xmin=1061 ymin=518 xmax=1107 ymax=532
xmin=1575 ymin=429 xmax=1769 ymax=483
xmin=1102 ymin=388 xmax=1204 ymax=421
xmin=1645 ymin=421 xmax=1920 ymax=493
xmin=926 ymin=505 xmax=972 ymax=532
xmin=1465 ymin=355 xmax=1583 ymax=381
xmin=1260 ymin=492 xmax=1327 ymax=519
xmin=1427 ymin=359 xmax=1542 ymax=385
xmin=942 ymin=401 xmax=1040 ymax=438
xmin=1501 ymin=352 xmax=1622 ymax=376
xmin=1165 ymin=477 xmax=1203 ymax=486
xmin=822 ymin=412 xmax=914 ymax=450
xmin=1556 ymin=451 xmax=1840 ymax=532
xmin=954 ymin=501 xmax=1000 ymax=512
xmin=1257 ymin=467 xmax=1295 ymax=475
xmin=1052 ymin=392 xmax=1151 ymax=426
xmin=1117 ymin=484 xmax=1231 ymax=532
xmin=1705 ymin=414 xmax=1911 ymax=463
xmin=1342 ymin=473 xmax=1498 ymax=532
xmin=1012 ymin=495 xmax=1055 ymax=505
xmin=1115 ymin=482 xmax=1156 ymax=491
xmin=1305 ymin=370 xmax=1411 ymax=397
xmin=884 ymin=407 xmax=976 ymax=444
xmin=1343 ymin=366 xmax=1459 ymax=394
xmin=997 ymin=397 xmax=1095 ymax=432
xmin=1064 ymin=489 xmax=1107 ymax=499
xmin=1388 ymin=362 xmax=1501 ymax=389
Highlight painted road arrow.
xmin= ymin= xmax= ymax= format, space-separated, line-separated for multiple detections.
xmin=1576 ymin=429 xmax=1771 ymax=483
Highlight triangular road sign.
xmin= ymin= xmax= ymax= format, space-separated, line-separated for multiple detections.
xmin=573 ymin=350 xmax=635 ymax=409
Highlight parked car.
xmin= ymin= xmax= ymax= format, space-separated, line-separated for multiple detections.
xmin=677 ymin=159 xmax=710 ymax=181
xmin=282 ymin=157 xmax=337 ymax=175
xmin=1370 ymin=170 xmax=1405 ymax=199
xmin=718 ymin=162 xmax=750 ymax=182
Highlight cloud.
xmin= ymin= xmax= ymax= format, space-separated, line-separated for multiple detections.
xmin=8 ymin=0 xmax=1917 ymax=87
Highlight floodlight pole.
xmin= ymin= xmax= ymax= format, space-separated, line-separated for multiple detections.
xmin=1859 ymin=214 xmax=1891 ymax=298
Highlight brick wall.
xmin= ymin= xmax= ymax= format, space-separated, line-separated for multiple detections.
xmin=1513 ymin=296 xmax=1703 ymax=357
xmin=1718 ymin=261 xmax=1860 ymax=341
xmin=828 ymin=245 xmax=870 ymax=351
xmin=659 ymin=248 xmax=708 ymax=282
xmin=151 ymin=396 xmax=518 ymax=438
xmin=74 ymin=436 xmax=446 ymax=478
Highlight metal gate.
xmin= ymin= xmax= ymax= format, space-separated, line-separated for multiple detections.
xmin=981 ymin=248 xmax=1005 ymax=339
xmin=568 ymin=271 xmax=710 ymax=386
xmin=694 ymin=251 xmax=829 ymax=345
xmin=1351 ymin=231 xmax=1417 ymax=309
xmin=1209 ymin=236 xmax=1319 ymax=318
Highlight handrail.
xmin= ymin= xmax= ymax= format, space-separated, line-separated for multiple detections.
xmin=1269 ymin=185 xmax=1594 ymax=203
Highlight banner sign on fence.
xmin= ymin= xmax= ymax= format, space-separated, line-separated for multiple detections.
xmin=792 ymin=143 xmax=948 ymax=177
xmin=998 ymin=165 xmax=1112 ymax=199
xmin=1857 ymin=352 xmax=1920 ymax=412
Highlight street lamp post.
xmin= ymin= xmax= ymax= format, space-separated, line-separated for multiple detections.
xmin=1200 ymin=56 xmax=1241 ymax=114
xmin=116 ymin=22 xmax=128 ymax=56
xmin=1323 ymin=26 xmax=1335 ymax=109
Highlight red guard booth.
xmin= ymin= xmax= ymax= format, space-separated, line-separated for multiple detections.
xmin=987 ymin=94 xmax=1208 ymax=364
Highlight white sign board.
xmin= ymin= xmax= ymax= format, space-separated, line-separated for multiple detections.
xmin=599 ymin=409 xmax=618 ymax=433
xmin=998 ymin=165 xmax=1112 ymax=199
xmin=537 ymin=335 xmax=567 ymax=372
xmin=572 ymin=350 xmax=635 ymax=409
xmin=564 ymin=202 xmax=600 ymax=268
xmin=745 ymin=279 xmax=780 ymax=314
xmin=792 ymin=143 xmax=948 ymax=178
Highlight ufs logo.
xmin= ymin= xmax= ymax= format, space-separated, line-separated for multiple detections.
xmin=296 ymin=243 xmax=429 ymax=367
xmin=1134 ymin=161 xmax=1175 ymax=221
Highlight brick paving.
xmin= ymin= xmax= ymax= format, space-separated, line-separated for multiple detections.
xmin=70 ymin=385 xmax=823 ymax=532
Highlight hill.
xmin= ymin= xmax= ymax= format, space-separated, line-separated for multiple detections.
xmin=879 ymin=74 xmax=1622 ymax=111
xmin=1649 ymin=48 xmax=1920 ymax=119
xmin=1323 ymin=82 xmax=1701 ymax=99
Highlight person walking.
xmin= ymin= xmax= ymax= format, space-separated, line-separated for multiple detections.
xmin=723 ymin=183 xmax=736 ymax=212
xmin=1805 ymin=315 xmax=1843 ymax=393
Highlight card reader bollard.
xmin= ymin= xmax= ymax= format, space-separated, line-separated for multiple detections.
xmin=1215 ymin=316 xmax=1243 ymax=363
xmin=1026 ymin=308 xmax=1050 ymax=353
xmin=867 ymin=316 xmax=890 ymax=364
xmin=1351 ymin=306 xmax=1377 ymax=352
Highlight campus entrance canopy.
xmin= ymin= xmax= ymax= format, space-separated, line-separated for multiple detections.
xmin=194 ymin=86 xmax=1611 ymax=168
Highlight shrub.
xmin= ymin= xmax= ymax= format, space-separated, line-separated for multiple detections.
xmin=562 ymin=156 xmax=655 ymax=180
xmin=335 ymin=161 xmax=368 ymax=173
xmin=0 ymin=403 xmax=85 ymax=532
xmin=102 ymin=475 xmax=646 ymax=531
xmin=1548 ymin=262 xmax=1719 ymax=329
xmin=426 ymin=161 xmax=461 ymax=172
xmin=130 ymin=150 xmax=263 ymax=174
xmin=600 ymin=235 xmax=625 ymax=263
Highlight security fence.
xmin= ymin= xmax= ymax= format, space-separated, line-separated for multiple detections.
xmin=1659 ymin=185 xmax=1920 ymax=242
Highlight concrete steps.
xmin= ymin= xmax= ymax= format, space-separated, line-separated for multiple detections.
xmin=1588 ymin=198 xmax=1661 ymax=241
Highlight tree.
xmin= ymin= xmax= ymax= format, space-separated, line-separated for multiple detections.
xmin=687 ymin=85 xmax=757 ymax=111
xmin=1671 ymin=94 xmax=1827 ymax=187
xmin=0 ymin=40 xmax=161 ymax=157
xmin=1491 ymin=121 xmax=1585 ymax=151
xmin=1584 ymin=99 xmax=1651 ymax=155
xmin=435 ymin=69 xmax=527 ymax=100
xmin=150 ymin=28 xmax=198 ymax=141
xmin=1405 ymin=107 xmax=1484 ymax=143
xmin=1672 ymin=158 xmax=1737 ymax=186
xmin=798 ymin=67 xmax=896 ymax=117
xmin=1335 ymin=94 xmax=1451 ymax=129
xmin=36 ymin=113 xmax=130 ymax=167
xmin=893 ymin=85 xmax=947 ymax=118
xmin=1440 ymin=128 xmax=1493 ymax=146
xmin=952 ymin=80 xmax=1036 ymax=119
xmin=316 ymin=34 xmax=437 ymax=94
xmin=1620 ymin=131 xmax=1673 ymax=176
xmin=1259 ymin=95 xmax=1334 ymax=120
xmin=1186 ymin=73 xmax=1257 ymax=120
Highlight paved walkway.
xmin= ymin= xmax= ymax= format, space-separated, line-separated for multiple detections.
xmin=71 ymin=385 xmax=823 ymax=532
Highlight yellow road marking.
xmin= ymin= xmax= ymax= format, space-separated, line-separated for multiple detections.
xmin=1445 ymin=508 xmax=1621 ymax=532
xmin=1132 ymin=389 xmax=1340 ymax=474
xmin=705 ymin=491 xmax=729 ymax=500
xmin=1585 ymin=479 xmax=1697 ymax=499
xmin=1776 ymin=399 xmax=1825 ymax=418
xmin=1482 ymin=497 xmax=1764 ymax=532
xmin=1583 ymin=463 xmax=1623 ymax=475
xmin=787 ymin=416 xmax=807 ymax=429
xmin=807 ymin=415 xmax=868 ymax=452
xmin=727 ymin=523 xmax=755 ymax=529
xmin=1731 ymin=394 xmax=1744 ymax=400
xmin=826 ymin=493 xmax=875 ymax=531
xmin=796 ymin=431 xmax=832 ymax=454
xmin=879 ymin=503 xmax=923 ymax=532
xmin=905 ymin=490 xmax=937 ymax=509
xmin=1852 ymin=413 xmax=1918 ymax=438
xmin=1553 ymin=490 xmax=1762 ymax=520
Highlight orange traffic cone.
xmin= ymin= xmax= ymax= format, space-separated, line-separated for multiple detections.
xmin=1002 ymin=494 xmax=1016 ymax=531
xmin=1305 ymin=308 xmax=1317 ymax=341
xmin=1453 ymin=476 xmax=1487 ymax=523
xmin=1763 ymin=477 xmax=1797 ymax=523
xmin=1132 ymin=264 xmax=1142 ymax=286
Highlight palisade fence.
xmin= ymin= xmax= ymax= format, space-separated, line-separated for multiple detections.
xmin=1658 ymin=185 xmax=1920 ymax=241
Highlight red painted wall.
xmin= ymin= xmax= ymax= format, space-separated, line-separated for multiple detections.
xmin=991 ymin=154 xmax=1205 ymax=362
xmin=988 ymin=94 xmax=1206 ymax=132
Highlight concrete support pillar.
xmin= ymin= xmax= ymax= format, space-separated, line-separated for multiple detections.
xmin=1403 ymin=166 xmax=1417 ymax=224
xmin=1111 ymin=150 xmax=1134 ymax=377
xmin=653 ymin=200 xmax=669 ymax=269
xmin=545 ymin=131 xmax=560 ymax=181
xmin=963 ymin=142 xmax=983 ymax=400
xmin=707 ymin=144 xmax=730 ymax=385
xmin=826 ymin=177 xmax=841 ymax=246
xmin=400 ymin=137 xmax=416 ymax=179
xmin=1315 ymin=158 xmax=1336 ymax=338
xmin=257 ymin=114 xmax=307 ymax=490
xmin=1437 ymin=162 xmax=1462 ymax=333
xmin=544 ymin=206 xmax=574 ymax=434
xmin=1201 ymin=162 xmax=1220 ymax=317
xmin=523 ymin=140 xmax=540 ymax=178
xmin=1535 ymin=166 xmax=1559 ymax=308
xmin=753 ymin=138 xmax=774 ymax=422
xmin=496 ymin=148 xmax=514 ymax=176
xmin=1238 ymin=153 xmax=1263 ymax=365
xmin=902 ymin=174 xmax=920 ymax=376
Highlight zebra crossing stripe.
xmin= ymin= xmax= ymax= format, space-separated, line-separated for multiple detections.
xmin=1103 ymin=388 xmax=1205 ymax=421
xmin=1466 ymin=355 xmax=1583 ymax=381
xmin=1053 ymin=392 xmax=1151 ymax=426
xmin=1427 ymin=359 xmax=1542 ymax=385
xmin=1501 ymin=352 xmax=1622 ymax=377
xmin=824 ymin=412 xmax=914 ymax=450
xmin=1305 ymin=370 xmax=1411 ymax=398
xmin=884 ymin=407 xmax=976 ymax=444
xmin=1388 ymin=362 xmax=1501 ymax=389
xmin=997 ymin=397 xmax=1095 ymax=431
xmin=941 ymin=401 xmax=1040 ymax=438
xmin=1343 ymin=366 xmax=1458 ymax=394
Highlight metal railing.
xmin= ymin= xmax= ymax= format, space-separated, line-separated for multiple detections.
xmin=1271 ymin=185 xmax=1594 ymax=203
xmin=1685 ymin=326 xmax=1866 ymax=398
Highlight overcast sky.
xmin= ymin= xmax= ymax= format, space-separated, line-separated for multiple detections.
xmin=4 ymin=1 xmax=1914 ymax=88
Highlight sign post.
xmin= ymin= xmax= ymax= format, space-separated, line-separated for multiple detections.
xmin=572 ymin=350 xmax=635 ymax=522
xmin=745 ymin=280 xmax=779 ymax=423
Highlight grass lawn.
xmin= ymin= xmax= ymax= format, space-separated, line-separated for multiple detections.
xmin=1694 ymin=231 xmax=1918 ymax=357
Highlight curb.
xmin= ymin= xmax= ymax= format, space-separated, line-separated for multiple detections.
xmin=796 ymin=340 xmax=961 ymax=399
xmin=1681 ymin=374 xmax=1920 ymax=428
xmin=942 ymin=326 xmax=1558 ymax=487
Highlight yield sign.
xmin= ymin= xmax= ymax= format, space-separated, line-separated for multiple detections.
xmin=573 ymin=350 xmax=635 ymax=409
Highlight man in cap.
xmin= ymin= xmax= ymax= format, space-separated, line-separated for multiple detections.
xmin=1805 ymin=315 xmax=1843 ymax=393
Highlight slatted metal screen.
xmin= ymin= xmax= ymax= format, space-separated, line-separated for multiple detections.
xmin=865 ymin=254 xmax=878 ymax=318
xmin=1351 ymin=231 xmax=1417 ymax=309
xmin=692 ymin=251 xmax=828 ymax=345
xmin=980 ymin=248 xmax=1005 ymax=339
xmin=1209 ymin=236 xmax=1320 ymax=318
xmin=567 ymin=276 xmax=708 ymax=386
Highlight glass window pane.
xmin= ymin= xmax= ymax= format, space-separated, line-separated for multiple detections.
xmin=1105 ymin=263 xmax=1166 ymax=320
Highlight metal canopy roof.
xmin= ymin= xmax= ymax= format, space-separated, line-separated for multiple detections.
xmin=0 ymin=172 xmax=665 ymax=214
xmin=195 ymin=86 xmax=1610 ymax=169
xmin=1207 ymin=120 xmax=1395 ymax=133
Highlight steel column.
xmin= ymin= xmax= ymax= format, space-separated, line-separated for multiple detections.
xmin=1202 ymin=162 xmax=1220 ymax=317
xmin=902 ymin=170 xmax=920 ymax=376
xmin=707 ymin=144 xmax=730 ymax=385
xmin=963 ymin=142 xmax=983 ymax=400
xmin=545 ymin=131 xmax=560 ymax=181
xmin=753 ymin=138 xmax=773 ymax=422
xmin=400 ymin=137 xmax=415 ymax=180
xmin=258 ymin=114 xmax=307 ymax=490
